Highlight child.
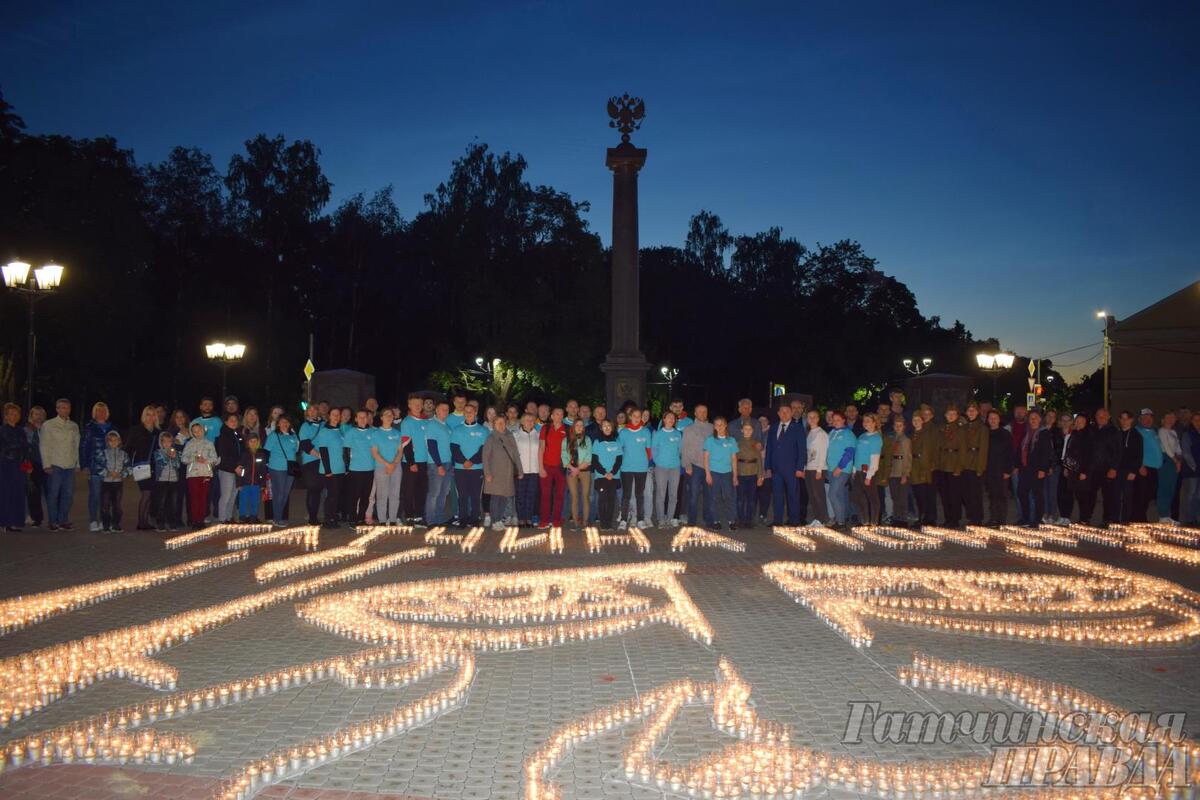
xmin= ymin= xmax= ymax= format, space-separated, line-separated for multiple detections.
xmin=152 ymin=431 xmax=183 ymax=531
xmin=236 ymin=433 xmax=270 ymax=522
xmin=96 ymin=430 xmax=129 ymax=532
xmin=182 ymin=422 xmax=219 ymax=529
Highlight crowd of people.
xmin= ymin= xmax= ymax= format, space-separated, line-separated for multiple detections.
xmin=2 ymin=389 xmax=1198 ymax=535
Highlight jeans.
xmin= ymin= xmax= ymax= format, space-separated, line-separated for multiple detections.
xmin=425 ymin=466 xmax=453 ymax=525
xmin=827 ymin=471 xmax=851 ymax=525
xmin=805 ymin=472 xmax=828 ymax=524
xmin=736 ymin=476 xmax=758 ymax=524
xmin=25 ymin=465 xmax=45 ymax=525
xmin=539 ymin=468 xmax=566 ymax=525
xmin=403 ymin=462 xmax=428 ymax=521
xmin=238 ymin=486 xmax=261 ymax=520
xmin=100 ymin=481 xmax=123 ymax=528
xmin=345 ymin=470 xmax=375 ymax=524
xmin=565 ymin=469 xmax=592 ymax=523
xmin=373 ymin=464 xmax=402 ymax=524
xmin=0 ymin=461 xmax=26 ymax=527
xmin=1181 ymin=476 xmax=1198 ymax=525
xmin=515 ymin=474 xmax=539 ymax=522
xmin=321 ymin=474 xmax=344 ymax=523
xmin=1017 ymin=469 xmax=1046 ymax=526
xmin=1045 ymin=466 xmax=1060 ymax=519
xmin=269 ymin=469 xmax=295 ymax=525
xmin=642 ymin=470 xmax=655 ymax=522
xmin=454 ymin=469 xmax=484 ymax=524
xmin=985 ymin=472 xmax=1008 ymax=525
xmin=45 ymin=467 xmax=76 ymax=526
xmin=1157 ymin=458 xmax=1178 ymax=520
xmin=709 ymin=472 xmax=735 ymax=526
xmin=217 ymin=471 xmax=238 ymax=522
xmin=653 ymin=466 xmax=680 ymax=522
xmin=87 ymin=472 xmax=103 ymax=523
xmin=596 ymin=476 xmax=619 ymax=528
xmin=850 ymin=473 xmax=881 ymax=526
xmin=621 ymin=471 xmax=647 ymax=522
xmin=686 ymin=468 xmax=714 ymax=526
xmin=207 ymin=470 xmax=221 ymax=519
xmin=151 ymin=480 xmax=180 ymax=527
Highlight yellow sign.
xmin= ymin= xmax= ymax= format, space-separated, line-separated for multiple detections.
xmin=303 ymin=358 xmax=315 ymax=382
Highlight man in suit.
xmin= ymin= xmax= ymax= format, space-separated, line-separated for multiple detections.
xmin=765 ymin=404 xmax=807 ymax=525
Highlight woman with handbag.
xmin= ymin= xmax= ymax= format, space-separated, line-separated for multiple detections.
xmin=263 ymin=415 xmax=301 ymax=528
xmin=125 ymin=405 xmax=161 ymax=530
xmin=1 ymin=403 xmax=33 ymax=532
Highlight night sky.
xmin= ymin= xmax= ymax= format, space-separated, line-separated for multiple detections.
xmin=3 ymin=1 xmax=1197 ymax=380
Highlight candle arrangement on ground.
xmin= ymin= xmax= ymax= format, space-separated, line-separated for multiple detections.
xmin=762 ymin=550 xmax=1200 ymax=648
xmin=0 ymin=551 xmax=417 ymax=729
xmin=3 ymin=561 xmax=714 ymax=800
xmin=226 ymin=526 xmax=320 ymax=552
xmin=253 ymin=526 xmax=418 ymax=582
xmin=525 ymin=654 xmax=1198 ymax=800
xmin=0 ymin=551 xmax=248 ymax=635
xmin=498 ymin=526 xmax=563 ymax=554
xmin=424 ymin=525 xmax=485 ymax=553
xmin=847 ymin=526 xmax=943 ymax=550
xmin=770 ymin=527 xmax=818 ymax=551
xmin=919 ymin=526 xmax=990 ymax=548
xmin=584 ymin=526 xmax=651 ymax=554
xmin=164 ymin=523 xmax=274 ymax=550
xmin=670 ymin=526 xmax=745 ymax=553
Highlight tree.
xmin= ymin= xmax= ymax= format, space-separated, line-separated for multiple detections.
xmin=226 ymin=134 xmax=332 ymax=397
xmin=684 ymin=210 xmax=733 ymax=276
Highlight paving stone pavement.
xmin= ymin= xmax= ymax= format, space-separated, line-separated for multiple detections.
xmin=1 ymin=480 xmax=1197 ymax=799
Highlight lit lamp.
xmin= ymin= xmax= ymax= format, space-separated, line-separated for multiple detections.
xmin=659 ymin=365 xmax=679 ymax=397
xmin=206 ymin=342 xmax=247 ymax=401
xmin=3 ymin=261 xmax=66 ymax=410
xmin=901 ymin=357 xmax=932 ymax=375
xmin=975 ymin=351 xmax=1014 ymax=402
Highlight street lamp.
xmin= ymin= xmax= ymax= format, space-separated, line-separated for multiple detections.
xmin=1097 ymin=311 xmax=1113 ymax=410
xmin=206 ymin=342 xmax=246 ymax=401
xmin=902 ymin=357 xmax=932 ymax=376
xmin=659 ymin=365 xmax=679 ymax=397
xmin=3 ymin=261 xmax=65 ymax=411
xmin=975 ymin=351 xmax=1014 ymax=402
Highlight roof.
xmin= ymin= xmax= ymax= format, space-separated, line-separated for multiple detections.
xmin=1114 ymin=279 xmax=1200 ymax=331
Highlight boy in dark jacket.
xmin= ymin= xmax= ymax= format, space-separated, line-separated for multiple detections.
xmin=235 ymin=433 xmax=269 ymax=522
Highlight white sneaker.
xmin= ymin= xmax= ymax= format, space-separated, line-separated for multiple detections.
xmin=491 ymin=521 xmax=506 ymax=532
xmin=670 ymin=518 xmax=681 ymax=527
xmin=637 ymin=519 xmax=650 ymax=529
xmin=1057 ymin=517 xmax=1071 ymax=526
xmin=89 ymin=521 xmax=102 ymax=532
xmin=1164 ymin=518 xmax=1180 ymax=526
xmin=483 ymin=514 xmax=492 ymax=526
xmin=618 ymin=519 xmax=628 ymax=530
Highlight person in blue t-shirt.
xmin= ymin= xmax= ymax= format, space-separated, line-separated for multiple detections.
xmin=450 ymin=405 xmax=489 ymax=525
xmin=651 ymin=411 xmax=684 ymax=526
xmin=424 ymin=402 xmax=453 ymax=526
xmin=400 ymin=396 xmax=430 ymax=526
xmin=370 ymin=408 xmax=405 ymax=525
xmin=617 ymin=408 xmax=652 ymax=528
xmin=262 ymin=415 xmax=300 ymax=527
xmin=342 ymin=409 xmax=377 ymax=525
xmin=590 ymin=419 xmax=624 ymax=529
xmin=704 ymin=416 xmax=740 ymax=530
xmin=312 ymin=408 xmax=346 ymax=527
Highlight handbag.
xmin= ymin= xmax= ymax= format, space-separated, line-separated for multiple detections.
xmin=278 ymin=432 xmax=302 ymax=478
xmin=132 ymin=462 xmax=152 ymax=482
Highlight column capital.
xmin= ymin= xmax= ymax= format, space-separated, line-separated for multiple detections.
xmin=606 ymin=142 xmax=647 ymax=172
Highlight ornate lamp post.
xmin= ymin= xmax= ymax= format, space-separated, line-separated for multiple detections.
xmin=206 ymin=342 xmax=246 ymax=401
xmin=3 ymin=261 xmax=65 ymax=410
xmin=1097 ymin=311 xmax=1113 ymax=410
xmin=659 ymin=365 xmax=679 ymax=398
xmin=975 ymin=351 xmax=1014 ymax=402
xmin=902 ymin=357 xmax=932 ymax=376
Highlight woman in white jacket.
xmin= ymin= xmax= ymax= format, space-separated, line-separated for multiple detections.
xmin=511 ymin=413 xmax=542 ymax=526
xmin=804 ymin=410 xmax=829 ymax=526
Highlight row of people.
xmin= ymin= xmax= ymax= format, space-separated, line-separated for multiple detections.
xmin=2 ymin=392 xmax=1198 ymax=533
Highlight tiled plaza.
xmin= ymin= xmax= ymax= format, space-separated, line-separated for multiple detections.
xmin=0 ymin=483 xmax=1197 ymax=800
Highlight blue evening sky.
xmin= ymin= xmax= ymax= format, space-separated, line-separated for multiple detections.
xmin=3 ymin=1 xmax=1197 ymax=380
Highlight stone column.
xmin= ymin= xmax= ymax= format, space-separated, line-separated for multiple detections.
xmin=601 ymin=95 xmax=650 ymax=412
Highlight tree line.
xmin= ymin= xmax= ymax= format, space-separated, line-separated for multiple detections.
xmin=2 ymin=89 xmax=1075 ymax=424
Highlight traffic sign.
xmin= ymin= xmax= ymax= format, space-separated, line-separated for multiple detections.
xmin=1027 ymin=360 xmax=1036 ymax=377
xmin=1026 ymin=392 xmax=1037 ymax=408
xmin=303 ymin=358 xmax=315 ymax=382
xmin=1027 ymin=377 xmax=1035 ymax=390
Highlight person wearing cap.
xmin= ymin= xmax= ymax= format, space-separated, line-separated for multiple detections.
xmin=961 ymin=402 xmax=988 ymax=526
xmin=934 ymin=405 xmax=967 ymax=527
xmin=1134 ymin=408 xmax=1162 ymax=523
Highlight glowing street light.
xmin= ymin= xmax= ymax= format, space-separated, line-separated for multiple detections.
xmin=659 ymin=365 xmax=679 ymax=396
xmin=3 ymin=261 xmax=66 ymax=410
xmin=901 ymin=357 xmax=932 ymax=375
xmin=206 ymin=342 xmax=246 ymax=400
xmin=976 ymin=351 xmax=1014 ymax=401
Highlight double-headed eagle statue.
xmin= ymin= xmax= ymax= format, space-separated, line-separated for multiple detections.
xmin=607 ymin=93 xmax=645 ymax=143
